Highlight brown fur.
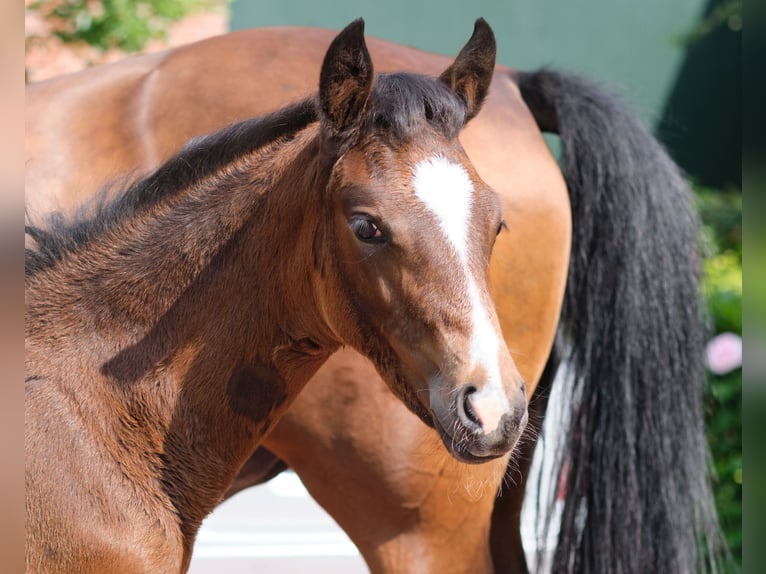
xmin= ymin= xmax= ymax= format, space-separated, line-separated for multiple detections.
xmin=26 ymin=24 xmax=571 ymax=574
xmin=26 ymin=121 xmax=339 ymax=572
xmin=26 ymin=20 xmax=539 ymax=573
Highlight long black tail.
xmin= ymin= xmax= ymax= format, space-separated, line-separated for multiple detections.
xmin=516 ymin=69 xmax=728 ymax=573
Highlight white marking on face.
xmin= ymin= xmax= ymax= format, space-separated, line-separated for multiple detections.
xmin=412 ymin=155 xmax=510 ymax=434
xmin=413 ymin=155 xmax=473 ymax=264
xmin=468 ymin=280 xmax=508 ymax=434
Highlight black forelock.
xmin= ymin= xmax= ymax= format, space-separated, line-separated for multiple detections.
xmin=363 ymin=73 xmax=466 ymax=140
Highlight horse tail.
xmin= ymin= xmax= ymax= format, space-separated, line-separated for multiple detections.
xmin=514 ymin=69 xmax=728 ymax=573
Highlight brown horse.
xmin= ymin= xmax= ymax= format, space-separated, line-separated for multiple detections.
xmin=26 ymin=19 xmax=533 ymax=573
xmin=26 ymin=24 xmax=727 ymax=574
xmin=27 ymin=25 xmax=569 ymax=574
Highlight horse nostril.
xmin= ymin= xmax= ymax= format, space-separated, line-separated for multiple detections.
xmin=458 ymin=385 xmax=482 ymax=430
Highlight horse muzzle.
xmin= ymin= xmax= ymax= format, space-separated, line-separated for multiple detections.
xmin=430 ymin=382 xmax=528 ymax=464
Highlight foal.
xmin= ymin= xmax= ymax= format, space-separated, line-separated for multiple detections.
xmin=25 ymin=19 xmax=527 ymax=572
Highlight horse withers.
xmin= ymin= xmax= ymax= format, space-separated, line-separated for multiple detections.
xmin=25 ymin=19 xmax=527 ymax=573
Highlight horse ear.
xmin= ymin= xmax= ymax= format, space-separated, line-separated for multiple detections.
xmin=319 ymin=18 xmax=374 ymax=137
xmin=439 ymin=18 xmax=496 ymax=122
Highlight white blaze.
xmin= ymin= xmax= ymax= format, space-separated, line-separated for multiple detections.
xmin=468 ymin=280 xmax=506 ymax=433
xmin=413 ymin=156 xmax=473 ymax=264
xmin=412 ymin=156 xmax=509 ymax=434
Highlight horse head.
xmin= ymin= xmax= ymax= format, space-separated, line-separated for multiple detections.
xmin=314 ymin=19 xmax=527 ymax=463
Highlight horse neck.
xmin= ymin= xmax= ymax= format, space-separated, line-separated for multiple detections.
xmin=26 ymin=123 xmax=342 ymax=549
xmin=32 ymin=123 xmax=338 ymax=360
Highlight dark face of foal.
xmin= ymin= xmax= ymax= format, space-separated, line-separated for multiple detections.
xmin=317 ymin=19 xmax=527 ymax=462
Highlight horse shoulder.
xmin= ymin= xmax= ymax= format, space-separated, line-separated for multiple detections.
xmin=25 ymin=372 xmax=185 ymax=573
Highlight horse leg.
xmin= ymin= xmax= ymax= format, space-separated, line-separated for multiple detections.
xmin=262 ymin=348 xmax=505 ymax=574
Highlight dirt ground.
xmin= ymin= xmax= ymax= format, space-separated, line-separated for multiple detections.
xmin=25 ymin=2 xmax=228 ymax=83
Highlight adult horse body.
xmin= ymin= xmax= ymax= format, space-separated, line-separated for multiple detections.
xmin=26 ymin=20 xmax=530 ymax=573
xmin=26 ymin=25 xmax=725 ymax=574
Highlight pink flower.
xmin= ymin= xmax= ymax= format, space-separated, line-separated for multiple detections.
xmin=705 ymin=332 xmax=742 ymax=375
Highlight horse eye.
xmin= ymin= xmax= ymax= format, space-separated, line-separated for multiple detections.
xmin=496 ymin=219 xmax=508 ymax=236
xmin=350 ymin=215 xmax=385 ymax=243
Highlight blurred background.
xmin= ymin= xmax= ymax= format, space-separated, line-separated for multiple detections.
xmin=25 ymin=0 xmax=742 ymax=570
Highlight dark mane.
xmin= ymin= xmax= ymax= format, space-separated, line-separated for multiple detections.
xmin=25 ymin=72 xmax=465 ymax=277
xmin=365 ymin=73 xmax=466 ymax=140
xmin=25 ymin=98 xmax=318 ymax=276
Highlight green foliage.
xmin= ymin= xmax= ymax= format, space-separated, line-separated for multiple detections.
xmin=706 ymin=368 xmax=742 ymax=560
xmin=696 ymin=183 xmax=742 ymax=566
xmin=677 ymin=0 xmax=742 ymax=46
xmin=705 ymin=252 xmax=742 ymax=334
xmin=697 ymin=186 xmax=742 ymax=257
xmin=31 ymin=0 xmax=221 ymax=52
